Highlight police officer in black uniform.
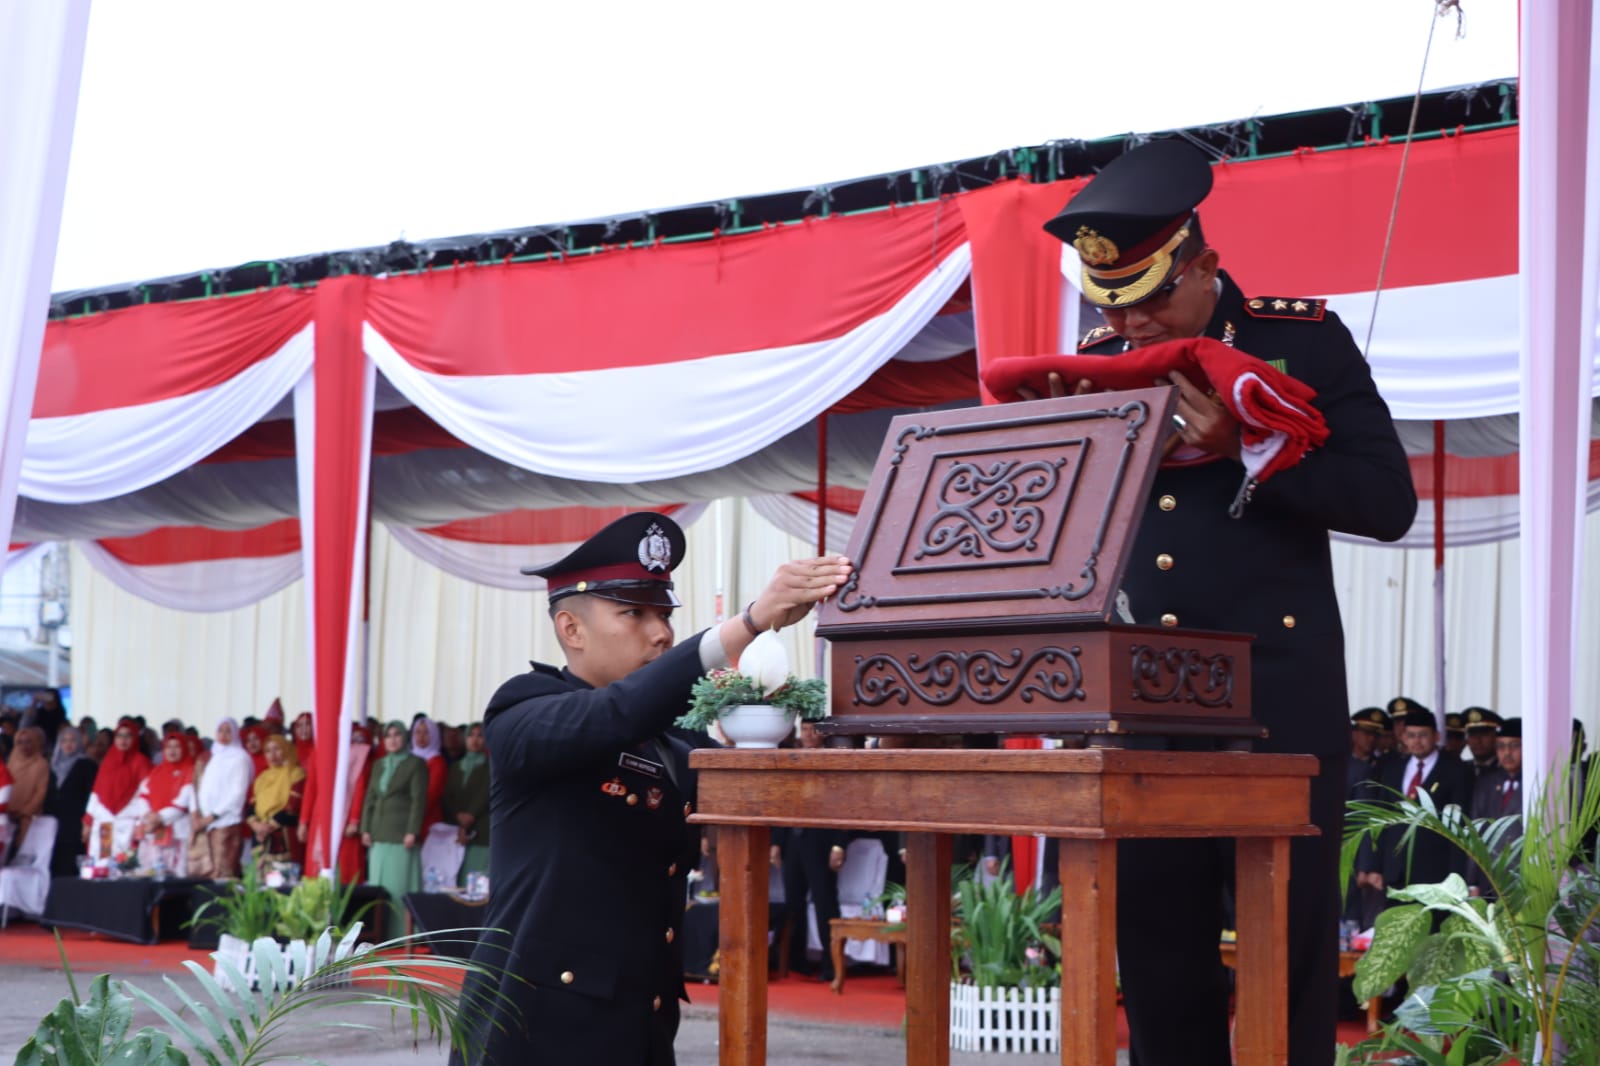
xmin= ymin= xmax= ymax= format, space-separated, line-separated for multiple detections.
xmin=1461 ymin=706 xmax=1504 ymax=777
xmin=450 ymin=512 xmax=850 ymax=1066
xmin=1038 ymin=140 xmax=1417 ymax=1066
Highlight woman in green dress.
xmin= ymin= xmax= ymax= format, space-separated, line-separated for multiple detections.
xmin=443 ymin=722 xmax=490 ymax=887
xmin=359 ymin=721 xmax=427 ymax=935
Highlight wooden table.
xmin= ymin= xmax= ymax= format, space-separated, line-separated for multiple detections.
xmin=827 ymin=916 xmax=908 ymax=994
xmin=689 ymin=747 xmax=1316 ymax=1066
xmin=1218 ymin=940 xmax=1379 ymax=1033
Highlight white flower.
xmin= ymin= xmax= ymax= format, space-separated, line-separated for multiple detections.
xmin=739 ymin=630 xmax=791 ymax=696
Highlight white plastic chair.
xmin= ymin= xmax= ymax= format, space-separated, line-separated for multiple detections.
xmin=0 ymin=815 xmax=59 ymax=926
xmin=419 ymin=822 xmax=464 ymax=889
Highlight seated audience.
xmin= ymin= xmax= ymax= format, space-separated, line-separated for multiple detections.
xmin=246 ymin=734 xmax=305 ymax=867
xmin=240 ymin=723 xmax=270 ymax=776
xmin=194 ymin=717 xmax=253 ymax=878
xmin=133 ymin=731 xmax=196 ymax=874
xmin=6 ymin=726 xmax=51 ymax=858
xmin=84 ymin=718 xmax=152 ymax=860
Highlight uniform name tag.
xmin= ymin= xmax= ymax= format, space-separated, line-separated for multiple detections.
xmin=619 ymin=752 xmax=664 ymax=778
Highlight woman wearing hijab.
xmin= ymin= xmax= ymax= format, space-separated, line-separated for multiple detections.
xmin=245 ymin=734 xmax=305 ymax=866
xmin=46 ymin=725 xmax=97 ymax=876
xmin=240 ymin=724 xmax=269 ymax=777
xmin=442 ymin=722 xmax=490 ymax=886
xmin=303 ymin=721 xmax=374 ymax=883
xmin=361 ymin=721 xmax=427 ymax=935
xmin=291 ymin=712 xmax=315 ymax=768
xmin=5 ymin=726 xmax=51 ymax=857
xmin=84 ymin=718 xmax=153 ymax=860
xmin=194 ymin=717 xmax=254 ymax=878
xmin=132 ymin=731 xmax=196 ymax=874
xmin=410 ymin=716 xmax=448 ymax=831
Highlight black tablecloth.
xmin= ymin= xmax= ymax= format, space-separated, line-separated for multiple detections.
xmin=42 ymin=876 xmax=211 ymax=945
xmin=401 ymin=891 xmax=494 ymax=959
xmin=185 ymin=883 xmax=392 ymax=950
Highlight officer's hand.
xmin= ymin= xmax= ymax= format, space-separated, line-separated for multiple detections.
xmin=1166 ymin=370 xmax=1241 ymax=459
xmin=749 ymin=556 xmax=853 ymax=632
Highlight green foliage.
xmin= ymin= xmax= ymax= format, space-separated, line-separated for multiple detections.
xmin=189 ymin=864 xmax=279 ymax=944
xmin=15 ymin=974 xmax=186 ymax=1066
xmin=16 ymin=923 xmax=517 ymax=1066
xmin=676 ymin=668 xmax=828 ymax=731
xmin=271 ymin=876 xmax=374 ymax=943
xmin=1338 ymin=749 xmax=1600 ymax=1065
xmin=949 ymin=860 xmax=1062 ymax=989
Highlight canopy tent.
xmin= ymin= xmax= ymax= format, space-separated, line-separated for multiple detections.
xmin=13 ymin=121 xmax=1599 ymax=870
xmin=5 ymin=0 xmax=1595 ymax=868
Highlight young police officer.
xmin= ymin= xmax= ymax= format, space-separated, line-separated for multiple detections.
xmin=451 ymin=511 xmax=849 ymax=1066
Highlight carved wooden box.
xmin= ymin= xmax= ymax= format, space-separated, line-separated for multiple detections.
xmin=815 ymin=387 xmax=1261 ymax=739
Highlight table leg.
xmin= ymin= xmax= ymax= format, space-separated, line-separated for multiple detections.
xmin=829 ymin=925 xmax=847 ymax=994
xmin=1234 ymin=836 xmax=1290 ymax=1066
xmin=904 ymin=832 xmax=951 ymax=1066
xmin=717 ymin=825 xmax=770 ymax=1066
xmin=1057 ymin=838 xmax=1117 ymax=1066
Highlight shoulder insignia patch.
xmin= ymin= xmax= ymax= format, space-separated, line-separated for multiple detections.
xmin=1078 ymin=324 xmax=1121 ymax=350
xmin=1244 ymin=297 xmax=1326 ymax=322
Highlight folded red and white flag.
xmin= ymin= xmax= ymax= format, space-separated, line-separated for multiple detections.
xmin=981 ymin=336 xmax=1329 ymax=484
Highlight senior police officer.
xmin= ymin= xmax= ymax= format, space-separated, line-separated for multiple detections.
xmin=450 ymin=511 xmax=850 ymax=1066
xmin=1462 ymin=706 xmax=1505 ymax=776
xmin=1037 ymin=140 xmax=1417 ymax=1066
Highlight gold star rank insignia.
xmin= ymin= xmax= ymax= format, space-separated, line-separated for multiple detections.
xmin=1243 ymin=296 xmax=1327 ymax=322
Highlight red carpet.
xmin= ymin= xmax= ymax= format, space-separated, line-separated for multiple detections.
xmin=1 ymin=926 xmax=1375 ymax=1049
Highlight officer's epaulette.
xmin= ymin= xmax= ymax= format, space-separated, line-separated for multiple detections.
xmin=1078 ymin=324 xmax=1122 ymax=350
xmin=1243 ymin=296 xmax=1326 ymax=322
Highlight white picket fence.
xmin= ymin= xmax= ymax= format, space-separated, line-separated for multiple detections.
xmin=949 ymin=982 xmax=1061 ymax=1053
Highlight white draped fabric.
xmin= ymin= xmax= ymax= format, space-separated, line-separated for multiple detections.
xmin=362 ymin=245 xmax=972 ymax=483
xmin=385 ymin=501 xmax=709 ymax=591
xmin=0 ymin=0 xmax=91 ymax=560
xmin=21 ymin=325 xmax=312 ymax=502
xmin=76 ymin=539 xmax=302 ymax=613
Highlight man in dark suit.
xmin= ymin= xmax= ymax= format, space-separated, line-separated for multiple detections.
xmin=451 ymin=512 xmax=850 ymax=1066
xmin=1359 ymin=706 xmax=1474 ymax=898
xmin=1345 ymin=707 xmax=1390 ymax=930
xmin=1468 ymin=717 xmax=1522 ymax=898
xmin=1462 ymin=706 xmax=1504 ymax=778
xmin=1038 ymin=140 xmax=1417 ymax=1066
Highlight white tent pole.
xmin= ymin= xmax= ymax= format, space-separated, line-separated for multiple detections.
xmin=1518 ymin=0 xmax=1600 ymax=792
xmin=0 ymin=1 xmax=92 ymax=560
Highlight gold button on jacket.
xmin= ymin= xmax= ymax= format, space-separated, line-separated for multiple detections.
xmin=1156 ymin=553 xmax=1173 ymax=571
xmin=652 ymin=996 xmax=662 ymax=1011
xmin=626 ymin=793 xmax=639 ymax=806
xmin=1283 ymin=615 xmax=1297 ymax=629
xmin=1158 ymin=495 xmax=1176 ymax=511
xmin=1160 ymin=613 xmax=1178 ymax=628
xmin=665 ymin=928 xmax=675 ymax=944
xmin=560 ymin=971 xmax=575 ymax=985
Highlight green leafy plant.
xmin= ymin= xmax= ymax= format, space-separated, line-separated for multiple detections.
xmin=1339 ymin=750 xmax=1600 ymax=1065
xmin=949 ymin=859 xmax=1062 ymax=989
xmin=190 ymin=862 xmax=281 ymax=945
xmin=675 ymin=668 xmax=827 ymax=731
xmin=272 ymin=876 xmax=376 ymax=944
xmin=16 ymin=923 xmax=514 ymax=1066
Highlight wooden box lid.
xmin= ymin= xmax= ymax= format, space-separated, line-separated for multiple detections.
xmin=816 ymin=386 xmax=1176 ymax=636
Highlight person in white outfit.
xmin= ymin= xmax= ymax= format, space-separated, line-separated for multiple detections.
xmin=193 ymin=717 xmax=254 ymax=878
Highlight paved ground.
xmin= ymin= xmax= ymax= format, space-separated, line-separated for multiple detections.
xmin=0 ymin=962 xmax=1100 ymax=1064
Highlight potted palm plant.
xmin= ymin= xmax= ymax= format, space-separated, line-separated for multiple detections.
xmin=676 ymin=630 xmax=827 ymax=747
xmin=1339 ymin=749 xmax=1600 ymax=1065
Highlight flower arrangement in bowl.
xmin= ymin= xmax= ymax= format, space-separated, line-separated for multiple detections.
xmin=676 ymin=631 xmax=828 ymax=747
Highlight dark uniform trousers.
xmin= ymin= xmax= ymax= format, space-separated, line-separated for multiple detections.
xmin=452 ymin=636 xmax=709 ymax=1066
xmin=1085 ymin=272 xmax=1417 ymax=1066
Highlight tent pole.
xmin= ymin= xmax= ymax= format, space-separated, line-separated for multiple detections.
xmin=816 ymin=414 xmax=829 ymax=556
xmin=1433 ymin=420 xmax=1447 ymax=724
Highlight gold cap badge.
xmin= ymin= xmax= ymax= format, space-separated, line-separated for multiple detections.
xmin=1072 ymin=226 xmax=1119 ymax=267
